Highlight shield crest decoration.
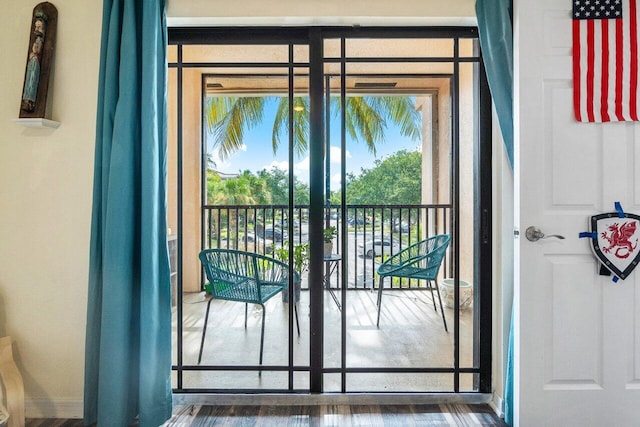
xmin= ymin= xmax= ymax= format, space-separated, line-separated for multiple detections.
xmin=590 ymin=213 xmax=640 ymax=280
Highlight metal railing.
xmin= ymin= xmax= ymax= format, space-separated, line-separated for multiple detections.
xmin=202 ymin=204 xmax=453 ymax=290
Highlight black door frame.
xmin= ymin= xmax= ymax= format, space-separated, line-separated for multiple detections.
xmin=168 ymin=26 xmax=492 ymax=395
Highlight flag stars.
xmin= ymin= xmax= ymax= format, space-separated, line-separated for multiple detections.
xmin=574 ymin=0 xmax=621 ymax=19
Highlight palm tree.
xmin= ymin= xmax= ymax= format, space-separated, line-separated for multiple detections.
xmin=207 ymin=171 xmax=260 ymax=248
xmin=205 ymin=95 xmax=421 ymax=161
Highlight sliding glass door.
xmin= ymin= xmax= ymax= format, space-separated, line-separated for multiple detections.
xmin=168 ymin=27 xmax=491 ymax=395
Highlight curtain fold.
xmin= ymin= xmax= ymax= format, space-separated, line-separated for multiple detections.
xmin=476 ymin=0 xmax=514 ymax=168
xmin=476 ymin=0 xmax=514 ymax=425
xmin=84 ymin=0 xmax=172 ymax=426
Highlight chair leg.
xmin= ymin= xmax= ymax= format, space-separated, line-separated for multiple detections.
xmin=259 ymin=303 xmax=266 ymax=369
xmin=428 ymin=281 xmax=437 ymax=311
xmin=198 ymin=298 xmax=214 ymax=364
xmin=434 ymin=281 xmax=448 ymax=332
xmin=244 ymin=303 xmax=248 ymax=329
xmin=294 ymin=304 xmax=300 ymax=337
xmin=376 ymin=276 xmax=384 ymax=327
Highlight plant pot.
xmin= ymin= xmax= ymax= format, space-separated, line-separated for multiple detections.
xmin=282 ymin=279 xmax=301 ymax=303
xmin=324 ymin=241 xmax=333 ymax=256
xmin=438 ymin=278 xmax=473 ymax=309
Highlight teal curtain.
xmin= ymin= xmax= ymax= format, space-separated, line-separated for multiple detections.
xmin=84 ymin=1 xmax=172 ymax=426
xmin=476 ymin=0 xmax=514 ymax=168
xmin=476 ymin=0 xmax=514 ymax=425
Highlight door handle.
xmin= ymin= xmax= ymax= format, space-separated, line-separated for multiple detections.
xmin=525 ymin=226 xmax=566 ymax=242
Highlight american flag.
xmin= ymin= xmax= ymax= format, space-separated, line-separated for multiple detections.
xmin=572 ymin=0 xmax=639 ymax=122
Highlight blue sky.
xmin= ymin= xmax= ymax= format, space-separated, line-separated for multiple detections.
xmin=206 ymin=97 xmax=422 ymax=190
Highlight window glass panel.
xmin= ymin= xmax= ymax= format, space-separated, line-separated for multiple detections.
xmin=168 ymin=44 xmax=177 ymax=63
xmin=183 ymin=44 xmax=290 ymax=63
xmin=459 ymin=38 xmax=477 ymax=57
xmin=346 ymin=38 xmax=454 ymax=58
xmin=323 ymin=38 xmax=341 ymax=58
xmin=346 ymin=373 xmax=454 ymax=392
xmin=326 ymin=61 xmax=454 ymax=76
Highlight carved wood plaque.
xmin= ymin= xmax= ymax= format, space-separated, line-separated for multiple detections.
xmin=19 ymin=2 xmax=57 ymax=119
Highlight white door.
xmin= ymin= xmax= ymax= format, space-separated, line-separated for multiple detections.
xmin=516 ymin=0 xmax=640 ymax=425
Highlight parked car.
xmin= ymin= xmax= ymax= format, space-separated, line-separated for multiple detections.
xmin=348 ymin=217 xmax=370 ymax=226
xmin=262 ymin=226 xmax=287 ymax=242
xmin=358 ymin=237 xmax=400 ymax=258
xmin=279 ymin=218 xmax=300 ymax=229
xmin=244 ymin=232 xmax=258 ymax=243
xmin=254 ymin=221 xmax=288 ymax=242
xmin=393 ymin=220 xmax=410 ymax=233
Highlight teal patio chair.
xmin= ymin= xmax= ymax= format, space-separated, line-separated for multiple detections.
xmin=198 ymin=248 xmax=300 ymax=366
xmin=376 ymin=234 xmax=451 ymax=331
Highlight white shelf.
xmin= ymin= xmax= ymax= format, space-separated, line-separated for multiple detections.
xmin=12 ymin=118 xmax=60 ymax=128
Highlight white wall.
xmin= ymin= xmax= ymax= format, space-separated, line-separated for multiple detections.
xmin=0 ymin=0 xmax=512 ymax=419
xmin=0 ymin=1 xmax=101 ymax=418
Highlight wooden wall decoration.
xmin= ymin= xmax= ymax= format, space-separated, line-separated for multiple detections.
xmin=19 ymin=2 xmax=57 ymax=119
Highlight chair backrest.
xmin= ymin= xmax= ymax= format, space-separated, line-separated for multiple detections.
xmin=378 ymin=234 xmax=450 ymax=280
xmin=418 ymin=234 xmax=450 ymax=275
xmin=200 ymin=249 xmax=256 ymax=283
xmin=199 ymin=248 xmax=293 ymax=302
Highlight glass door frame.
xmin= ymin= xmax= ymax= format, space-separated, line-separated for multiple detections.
xmin=168 ymin=26 xmax=492 ymax=395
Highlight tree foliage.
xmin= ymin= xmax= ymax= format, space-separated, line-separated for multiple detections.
xmin=208 ymin=151 xmax=422 ymax=207
xmin=207 ymin=167 xmax=310 ymax=207
xmin=344 ymin=150 xmax=422 ymax=205
xmin=206 ymin=95 xmax=421 ymax=161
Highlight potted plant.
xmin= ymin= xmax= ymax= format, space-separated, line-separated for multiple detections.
xmin=323 ymin=226 xmax=338 ymax=256
xmin=274 ymin=242 xmax=309 ymax=303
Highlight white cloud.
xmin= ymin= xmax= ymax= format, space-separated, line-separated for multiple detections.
xmin=331 ymin=172 xmax=342 ymax=190
xmin=257 ymin=147 xmax=353 ymax=185
xmin=208 ymin=149 xmax=232 ymax=171
xmin=294 ymin=156 xmax=309 ymax=174
xmin=262 ymin=160 xmax=289 ymax=171
xmin=329 ymin=146 xmax=351 ymax=163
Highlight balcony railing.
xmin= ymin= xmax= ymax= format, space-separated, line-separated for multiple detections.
xmin=202 ymin=204 xmax=453 ymax=290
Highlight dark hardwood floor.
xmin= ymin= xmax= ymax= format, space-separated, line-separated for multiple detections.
xmin=27 ymin=404 xmax=506 ymax=426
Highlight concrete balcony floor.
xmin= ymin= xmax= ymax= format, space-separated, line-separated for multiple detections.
xmin=173 ymin=287 xmax=475 ymax=392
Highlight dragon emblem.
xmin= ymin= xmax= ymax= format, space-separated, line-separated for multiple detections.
xmin=601 ymin=221 xmax=638 ymax=259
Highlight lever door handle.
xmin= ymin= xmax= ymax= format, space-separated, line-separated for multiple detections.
xmin=525 ymin=226 xmax=566 ymax=242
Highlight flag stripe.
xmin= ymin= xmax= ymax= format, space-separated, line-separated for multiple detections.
xmin=573 ymin=19 xmax=583 ymax=122
xmin=607 ymin=15 xmax=617 ymax=118
xmin=594 ymin=20 xmax=603 ymax=121
xmin=587 ymin=19 xmax=596 ymax=122
xmin=630 ymin=0 xmax=638 ymax=120
xmin=615 ymin=16 xmax=624 ymax=120
xmin=601 ymin=19 xmax=610 ymax=121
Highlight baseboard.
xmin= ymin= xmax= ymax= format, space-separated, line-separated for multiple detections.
xmin=489 ymin=393 xmax=504 ymax=419
xmin=25 ymin=398 xmax=83 ymax=419
xmin=174 ymin=392 xmax=493 ymax=406
xmin=24 ymin=394 xmax=497 ymax=419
